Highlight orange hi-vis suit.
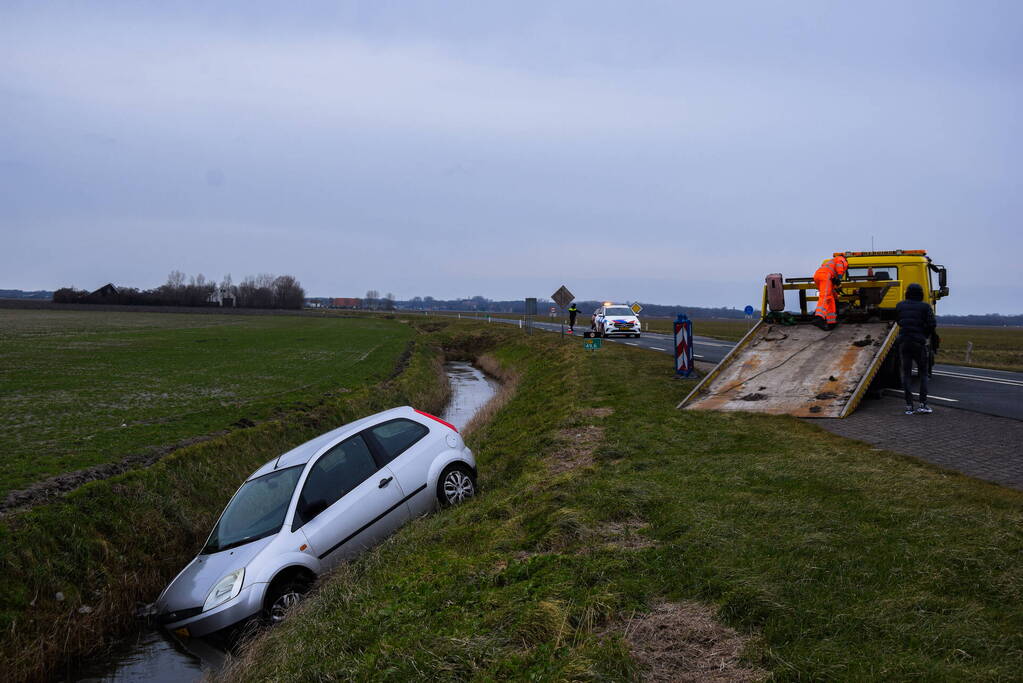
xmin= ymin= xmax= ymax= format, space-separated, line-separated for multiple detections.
xmin=813 ymin=256 xmax=848 ymax=325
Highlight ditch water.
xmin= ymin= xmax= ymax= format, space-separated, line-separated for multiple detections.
xmin=69 ymin=362 xmax=497 ymax=682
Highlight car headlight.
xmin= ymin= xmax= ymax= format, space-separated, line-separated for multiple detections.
xmin=203 ymin=568 xmax=245 ymax=612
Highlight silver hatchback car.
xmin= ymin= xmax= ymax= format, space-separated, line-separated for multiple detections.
xmin=154 ymin=406 xmax=477 ymax=637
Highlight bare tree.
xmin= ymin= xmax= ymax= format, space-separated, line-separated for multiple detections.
xmin=166 ymin=270 xmax=186 ymax=290
xmin=272 ymin=275 xmax=305 ymax=309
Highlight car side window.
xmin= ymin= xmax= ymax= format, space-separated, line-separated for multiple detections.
xmin=294 ymin=435 xmax=378 ymax=528
xmin=367 ymin=419 xmax=429 ymax=466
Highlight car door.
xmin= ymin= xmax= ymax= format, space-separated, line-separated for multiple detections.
xmin=365 ymin=418 xmax=436 ymax=517
xmin=293 ymin=433 xmax=409 ymax=569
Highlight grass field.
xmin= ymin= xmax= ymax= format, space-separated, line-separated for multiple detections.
xmin=222 ymin=322 xmax=1023 ymax=681
xmin=0 ymin=315 xmax=450 ymax=682
xmin=935 ymin=325 xmax=1023 ymax=372
xmin=0 ymin=310 xmax=412 ymax=497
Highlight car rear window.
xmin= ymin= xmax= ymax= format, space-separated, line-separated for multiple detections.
xmin=368 ymin=418 xmax=429 ymax=465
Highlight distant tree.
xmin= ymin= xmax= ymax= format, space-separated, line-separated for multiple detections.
xmin=52 ymin=287 xmax=87 ymax=303
xmin=272 ymin=275 xmax=305 ymax=309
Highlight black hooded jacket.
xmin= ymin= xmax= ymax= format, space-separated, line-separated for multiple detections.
xmin=895 ymin=283 xmax=936 ymax=343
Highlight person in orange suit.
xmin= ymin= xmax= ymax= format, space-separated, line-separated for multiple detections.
xmin=813 ymin=254 xmax=848 ymax=330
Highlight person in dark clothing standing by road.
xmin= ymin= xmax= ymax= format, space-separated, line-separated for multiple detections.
xmin=567 ymin=303 xmax=581 ymax=332
xmin=896 ymin=282 xmax=937 ymax=415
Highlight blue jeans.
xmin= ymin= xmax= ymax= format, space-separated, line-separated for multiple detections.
xmin=900 ymin=338 xmax=929 ymax=405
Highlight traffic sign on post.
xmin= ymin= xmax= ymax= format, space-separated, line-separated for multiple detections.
xmin=631 ymin=302 xmax=643 ymax=315
xmin=552 ymin=285 xmax=574 ymax=338
xmin=744 ymin=305 xmax=754 ymax=316
xmin=551 ymin=285 xmax=574 ymax=309
xmin=673 ymin=313 xmax=694 ymax=377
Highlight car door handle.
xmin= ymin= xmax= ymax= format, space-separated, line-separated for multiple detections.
xmin=378 ymin=476 xmax=393 ymax=488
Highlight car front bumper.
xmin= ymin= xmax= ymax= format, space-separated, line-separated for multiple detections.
xmin=160 ymin=583 xmax=266 ymax=638
xmin=603 ymin=326 xmax=640 ymax=336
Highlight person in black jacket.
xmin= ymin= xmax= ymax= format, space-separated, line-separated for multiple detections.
xmin=895 ymin=282 xmax=937 ymax=414
xmin=567 ymin=303 xmax=581 ymax=332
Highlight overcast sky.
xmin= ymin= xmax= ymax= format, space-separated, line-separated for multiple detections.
xmin=2 ymin=1 xmax=1020 ymax=314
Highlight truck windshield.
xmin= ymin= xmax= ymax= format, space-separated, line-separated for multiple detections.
xmin=202 ymin=465 xmax=304 ymax=554
xmin=605 ymin=307 xmax=634 ymax=316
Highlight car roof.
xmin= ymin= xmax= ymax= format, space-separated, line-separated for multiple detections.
xmin=247 ymin=405 xmax=418 ymax=480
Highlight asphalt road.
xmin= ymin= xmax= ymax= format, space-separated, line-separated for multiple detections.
xmin=479 ymin=316 xmax=1022 ymax=421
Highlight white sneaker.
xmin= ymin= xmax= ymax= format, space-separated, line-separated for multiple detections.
xmin=916 ymin=404 xmax=933 ymax=414
xmin=904 ymin=405 xmax=915 ymax=415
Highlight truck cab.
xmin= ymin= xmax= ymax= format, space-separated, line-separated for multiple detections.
xmin=768 ymin=250 xmax=948 ymax=322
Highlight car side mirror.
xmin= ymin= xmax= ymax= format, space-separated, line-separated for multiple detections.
xmin=301 ymin=499 xmax=328 ymax=524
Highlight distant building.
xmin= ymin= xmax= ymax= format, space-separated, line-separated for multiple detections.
xmin=88 ymin=283 xmax=119 ymax=300
xmin=332 ymin=297 xmax=362 ymax=309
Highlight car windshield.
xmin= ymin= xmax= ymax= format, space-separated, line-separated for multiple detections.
xmin=202 ymin=465 xmax=304 ymax=554
xmin=605 ymin=307 xmax=634 ymax=316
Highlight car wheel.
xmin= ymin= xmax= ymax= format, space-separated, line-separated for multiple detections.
xmin=438 ymin=463 xmax=477 ymax=507
xmin=264 ymin=578 xmax=310 ymax=625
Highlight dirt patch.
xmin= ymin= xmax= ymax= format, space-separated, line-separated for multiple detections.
xmin=590 ymin=519 xmax=655 ymax=551
xmin=580 ymin=407 xmax=614 ymax=418
xmin=616 ymin=602 xmax=766 ymax=682
xmin=548 ymin=424 xmax=604 ymax=474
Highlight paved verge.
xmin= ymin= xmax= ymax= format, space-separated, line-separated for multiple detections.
xmin=813 ymin=396 xmax=1023 ymax=491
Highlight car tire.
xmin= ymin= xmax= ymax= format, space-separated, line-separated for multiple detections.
xmin=264 ymin=577 xmax=311 ymax=625
xmin=437 ymin=463 xmax=477 ymax=507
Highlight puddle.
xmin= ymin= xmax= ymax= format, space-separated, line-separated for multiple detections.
xmin=440 ymin=361 xmax=500 ymax=431
xmin=68 ymin=628 xmax=221 ymax=682
xmin=70 ymin=362 xmax=497 ymax=681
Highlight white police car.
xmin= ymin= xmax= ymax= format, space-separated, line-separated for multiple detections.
xmin=591 ymin=304 xmax=641 ymax=338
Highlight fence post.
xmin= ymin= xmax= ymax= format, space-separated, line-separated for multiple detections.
xmin=965 ymin=341 xmax=973 ymax=363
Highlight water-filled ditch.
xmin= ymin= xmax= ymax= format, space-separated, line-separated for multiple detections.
xmin=70 ymin=361 xmax=497 ymax=682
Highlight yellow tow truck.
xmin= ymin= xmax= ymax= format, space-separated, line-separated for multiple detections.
xmin=679 ymin=250 xmax=949 ymax=418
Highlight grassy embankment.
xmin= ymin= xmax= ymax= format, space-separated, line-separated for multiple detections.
xmin=0 ymin=309 xmax=416 ymax=498
xmin=224 ymin=320 xmax=1023 ymax=681
xmin=0 ymin=311 xmax=454 ymax=682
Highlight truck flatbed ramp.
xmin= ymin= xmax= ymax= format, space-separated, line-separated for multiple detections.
xmin=679 ymin=321 xmax=896 ymax=418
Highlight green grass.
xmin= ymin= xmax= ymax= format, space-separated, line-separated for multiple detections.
xmin=935 ymin=325 xmax=1023 ymax=372
xmin=223 ymin=324 xmax=1023 ymax=681
xmin=0 ymin=319 xmax=450 ymax=682
xmin=641 ymin=317 xmax=752 ymax=341
xmin=0 ymin=309 xmax=412 ymax=496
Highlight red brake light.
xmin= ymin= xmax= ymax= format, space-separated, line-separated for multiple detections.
xmin=414 ymin=409 xmax=458 ymax=432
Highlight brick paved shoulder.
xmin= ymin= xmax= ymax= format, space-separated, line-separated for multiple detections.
xmin=812 ymin=397 xmax=1023 ymax=491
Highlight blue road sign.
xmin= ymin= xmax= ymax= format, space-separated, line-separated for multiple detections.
xmin=744 ymin=305 xmax=754 ymax=316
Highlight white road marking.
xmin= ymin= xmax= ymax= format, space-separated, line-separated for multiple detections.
xmin=651 ymin=346 xmax=666 ymax=351
xmin=626 ymin=342 xmax=639 ymax=346
xmin=884 ymin=389 xmax=958 ymax=402
xmin=932 ymin=370 xmax=1023 ymax=387
xmin=694 ymin=354 xmax=705 ymax=358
